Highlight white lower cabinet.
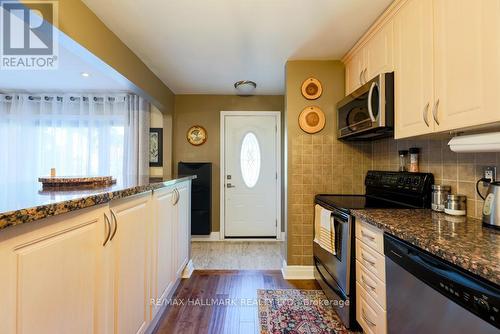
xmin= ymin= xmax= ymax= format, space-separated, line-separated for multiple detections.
xmin=0 ymin=180 xmax=192 ymax=334
xmin=0 ymin=205 xmax=108 ymax=334
xmin=109 ymin=193 xmax=152 ymax=334
xmin=355 ymin=219 xmax=387 ymax=334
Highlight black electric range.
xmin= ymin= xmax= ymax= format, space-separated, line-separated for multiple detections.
xmin=313 ymin=170 xmax=434 ymax=330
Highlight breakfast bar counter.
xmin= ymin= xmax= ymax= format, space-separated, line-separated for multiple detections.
xmin=0 ymin=175 xmax=196 ymax=231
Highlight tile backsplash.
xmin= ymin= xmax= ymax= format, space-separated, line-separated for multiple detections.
xmin=288 ymin=135 xmax=495 ymax=266
xmin=372 ymin=137 xmax=498 ymax=219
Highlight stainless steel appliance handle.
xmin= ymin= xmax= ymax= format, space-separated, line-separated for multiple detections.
xmin=103 ymin=213 xmax=111 ymax=246
xmin=432 ymin=99 xmax=440 ymax=125
xmin=367 ymin=82 xmax=377 ymax=122
xmin=109 ymin=209 xmax=118 ymax=241
xmin=423 ymin=102 xmax=430 ymax=127
xmin=362 ymin=311 xmax=377 ymax=327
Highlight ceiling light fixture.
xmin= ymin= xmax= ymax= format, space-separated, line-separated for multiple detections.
xmin=81 ymin=72 xmax=90 ymax=77
xmin=234 ymin=80 xmax=257 ymax=96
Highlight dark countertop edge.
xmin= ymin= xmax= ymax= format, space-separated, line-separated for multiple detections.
xmin=350 ymin=209 xmax=499 ymax=286
xmin=0 ymin=175 xmax=196 ymax=231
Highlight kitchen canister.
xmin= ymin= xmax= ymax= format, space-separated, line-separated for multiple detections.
xmin=432 ymin=185 xmax=451 ymax=212
xmin=444 ymin=194 xmax=467 ymax=216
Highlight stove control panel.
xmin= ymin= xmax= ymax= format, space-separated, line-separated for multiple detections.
xmin=365 ymin=170 xmax=434 ymax=193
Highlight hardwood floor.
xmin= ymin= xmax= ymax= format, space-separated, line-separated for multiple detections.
xmin=153 ymin=270 xmax=320 ymax=334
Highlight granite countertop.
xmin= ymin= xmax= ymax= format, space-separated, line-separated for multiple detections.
xmin=351 ymin=209 xmax=500 ymax=286
xmin=0 ymin=175 xmax=196 ymax=231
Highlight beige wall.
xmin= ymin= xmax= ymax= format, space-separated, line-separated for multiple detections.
xmin=285 ymin=60 xmax=372 ymax=266
xmin=24 ymin=0 xmax=175 ymax=112
xmin=173 ymin=95 xmax=284 ymax=232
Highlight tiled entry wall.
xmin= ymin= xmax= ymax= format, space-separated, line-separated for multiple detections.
xmin=285 ymin=60 xmax=372 ymax=266
xmin=289 ymin=135 xmax=371 ymax=265
xmin=372 ymin=137 xmax=498 ymax=219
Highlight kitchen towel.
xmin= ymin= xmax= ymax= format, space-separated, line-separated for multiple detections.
xmin=314 ymin=204 xmax=335 ymax=255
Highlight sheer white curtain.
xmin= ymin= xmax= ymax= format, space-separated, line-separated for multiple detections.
xmin=0 ymin=93 xmax=150 ymax=184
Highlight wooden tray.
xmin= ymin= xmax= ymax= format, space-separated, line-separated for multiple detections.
xmin=39 ymin=176 xmax=117 ymax=188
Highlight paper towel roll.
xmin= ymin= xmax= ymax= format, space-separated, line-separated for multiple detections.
xmin=448 ymin=132 xmax=500 ymax=153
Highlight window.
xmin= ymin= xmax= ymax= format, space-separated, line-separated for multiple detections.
xmin=240 ymin=132 xmax=261 ymax=188
xmin=0 ymin=94 xmax=147 ymax=184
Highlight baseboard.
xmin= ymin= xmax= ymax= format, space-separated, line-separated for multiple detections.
xmin=281 ymin=259 xmax=315 ymax=280
xmin=191 ymin=232 xmax=220 ymax=241
xmin=181 ymin=259 xmax=195 ymax=278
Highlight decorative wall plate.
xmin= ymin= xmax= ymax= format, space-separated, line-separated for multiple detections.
xmin=187 ymin=125 xmax=207 ymax=146
xmin=301 ymin=77 xmax=323 ymax=100
xmin=298 ymin=106 xmax=326 ymax=134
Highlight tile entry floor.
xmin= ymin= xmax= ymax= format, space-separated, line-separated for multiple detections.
xmin=191 ymin=241 xmax=283 ymax=270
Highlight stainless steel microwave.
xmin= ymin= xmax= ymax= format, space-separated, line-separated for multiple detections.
xmin=337 ymin=72 xmax=394 ymax=140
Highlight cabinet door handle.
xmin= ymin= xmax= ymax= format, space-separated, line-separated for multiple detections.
xmin=173 ymin=189 xmax=180 ymax=205
xmin=362 ymin=310 xmax=377 ymax=327
xmin=432 ymin=99 xmax=440 ymax=126
xmin=361 ymin=275 xmax=376 ymax=290
xmin=423 ymin=102 xmax=430 ymax=127
xmin=361 ymin=253 xmax=376 ymax=266
xmin=109 ymin=209 xmax=118 ymax=241
xmin=103 ymin=213 xmax=111 ymax=246
xmin=359 ymin=69 xmax=364 ymax=85
xmin=363 ymin=68 xmax=368 ymax=83
xmin=361 ymin=231 xmax=375 ymax=241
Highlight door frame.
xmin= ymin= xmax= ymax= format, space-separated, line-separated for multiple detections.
xmin=219 ymin=111 xmax=282 ymax=241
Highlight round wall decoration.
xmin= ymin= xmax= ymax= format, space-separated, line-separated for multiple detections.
xmin=298 ymin=106 xmax=326 ymax=134
xmin=301 ymin=77 xmax=323 ymax=100
xmin=186 ymin=125 xmax=207 ymax=146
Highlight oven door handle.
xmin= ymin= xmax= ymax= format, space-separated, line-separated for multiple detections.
xmin=367 ymin=81 xmax=377 ymax=122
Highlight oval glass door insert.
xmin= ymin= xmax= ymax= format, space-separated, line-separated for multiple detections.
xmin=240 ymin=132 xmax=261 ymax=188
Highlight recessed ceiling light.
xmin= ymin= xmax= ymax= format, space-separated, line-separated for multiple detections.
xmin=234 ymin=80 xmax=257 ymax=96
xmin=81 ymin=72 xmax=90 ymax=77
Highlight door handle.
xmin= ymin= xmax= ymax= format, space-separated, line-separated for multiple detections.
xmin=363 ymin=68 xmax=368 ymax=84
xmin=423 ymin=102 xmax=430 ymax=127
xmin=227 ymin=183 xmax=236 ymax=188
xmin=432 ymin=99 xmax=440 ymax=126
xmin=103 ymin=213 xmax=111 ymax=246
xmin=109 ymin=209 xmax=118 ymax=242
xmin=359 ymin=69 xmax=364 ymax=85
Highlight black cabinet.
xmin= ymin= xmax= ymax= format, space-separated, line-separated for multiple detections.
xmin=178 ymin=162 xmax=212 ymax=235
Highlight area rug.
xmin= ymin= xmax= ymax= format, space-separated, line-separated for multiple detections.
xmin=257 ymin=289 xmax=353 ymax=334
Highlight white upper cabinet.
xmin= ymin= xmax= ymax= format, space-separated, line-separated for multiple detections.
xmin=345 ymin=20 xmax=394 ymax=96
xmin=365 ymin=21 xmax=394 ymax=81
xmin=345 ymin=51 xmax=365 ymax=95
xmin=433 ymin=0 xmax=500 ymax=132
xmin=394 ymin=0 xmax=435 ymax=138
xmin=344 ymin=0 xmax=500 ymax=139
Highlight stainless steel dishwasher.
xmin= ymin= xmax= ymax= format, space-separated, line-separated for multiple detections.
xmin=384 ymin=234 xmax=499 ymax=333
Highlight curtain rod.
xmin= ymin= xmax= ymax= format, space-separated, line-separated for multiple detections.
xmin=1 ymin=94 xmax=130 ymax=102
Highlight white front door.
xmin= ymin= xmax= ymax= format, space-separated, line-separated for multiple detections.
xmin=223 ymin=113 xmax=278 ymax=237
